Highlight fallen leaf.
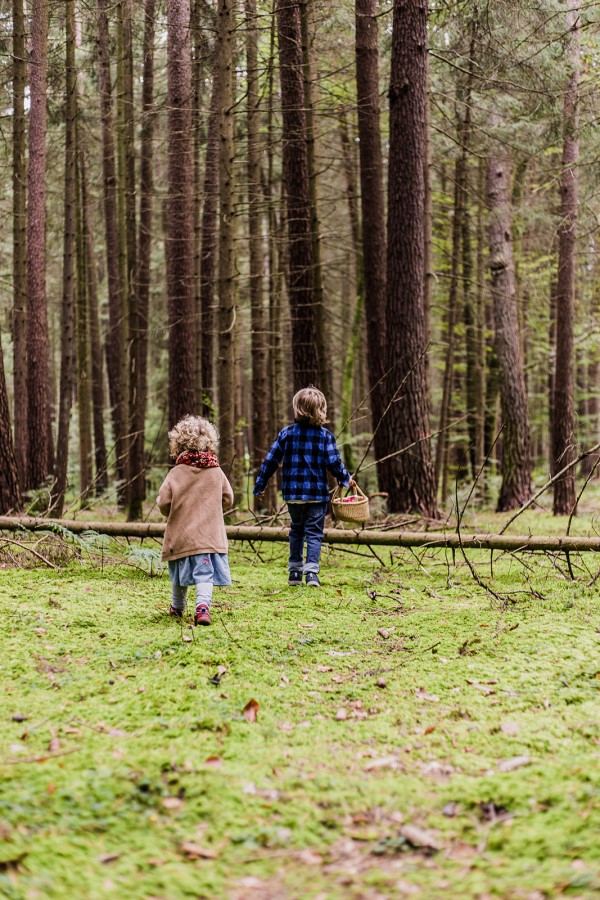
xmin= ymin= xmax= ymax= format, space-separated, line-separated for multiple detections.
xmin=316 ymin=665 xmax=333 ymax=673
xmin=500 ymin=721 xmax=520 ymax=736
xmin=364 ymin=756 xmax=402 ymax=771
xmin=11 ymin=713 xmax=27 ymax=723
xmin=179 ymin=842 xmax=218 ymax=860
xmin=399 ymin=824 xmax=442 ymax=852
xmin=204 ymin=756 xmax=222 ymax=767
xmin=335 ymin=708 xmax=348 ymax=721
xmin=415 ymin=688 xmax=440 ymax=703
xmin=498 ymin=755 xmax=531 ymax=772
xmin=242 ymin=699 xmax=259 ymax=723
xmin=376 ymin=678 xmax=387 ymax=689
xmin=294 ymin=849 xmax=322 ymax=865
xmin=48 ymin=737 xmax=61 ymax=753
xmin=107 ymin=728 xmax=126 ymax=738
xmin=98 ymin=853 xmax=121 ymax=864
xmin=377 ymin=628 xmax=390 ymax=639
xmin=442 ymin=802 xmax=458 ymax=818
xmin=162 ymin=797 xmax=184 ymax=811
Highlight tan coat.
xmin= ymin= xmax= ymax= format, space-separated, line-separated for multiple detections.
xmin=157 ymin=465 xmax=234 ymax=561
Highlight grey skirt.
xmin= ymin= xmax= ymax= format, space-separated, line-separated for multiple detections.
xmin=168 ymin=552 xmax=231 ymax=587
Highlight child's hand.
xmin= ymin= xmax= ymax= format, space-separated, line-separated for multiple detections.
xmin=256 ymin=492 xmax=265 ymax=503
xmin=348 ymin=477 xmax=357 ymax=488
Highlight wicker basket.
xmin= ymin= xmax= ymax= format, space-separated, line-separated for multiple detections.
xmin=331 ymin=483 xmax=370 ymax=524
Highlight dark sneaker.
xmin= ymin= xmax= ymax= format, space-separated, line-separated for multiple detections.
xmin=194 ymin=605 xmax=211 ymax=626
xmin=288 ymin=570 xmax=303 ymax=587
xmin=169 ymin=606 xmax=184 ymax=619
xmin=305 ymin=572 xmax=321 ymax=587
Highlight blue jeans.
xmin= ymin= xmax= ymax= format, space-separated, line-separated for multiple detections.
xmin=288 ymin=502 xmax=327 ymax=574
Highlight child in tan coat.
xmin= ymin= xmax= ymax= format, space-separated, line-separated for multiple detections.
xmin=157 ymin=416 xmax=234 ymax=626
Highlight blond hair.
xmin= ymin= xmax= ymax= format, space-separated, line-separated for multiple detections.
xmin=168 ymin=415 xmax=219 ymax=458
xmin=292 ymin=386 xmax=328 ymax=426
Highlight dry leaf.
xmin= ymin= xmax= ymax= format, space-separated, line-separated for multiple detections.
xmin=363 ymin=755 xmax=402 ymax=771
xmin=204 ymin=756 xmax=222 ymax=767
xmin=415 ymin=688 xmax=440 ymax=703
xmin=335 ymin=707 xmax=348 ymax=721
xmin=377 ymin=628 xmax=390 ymax=639
xmin=500 ymin=721 xmax=520 ymax=736
xmin=399 ymin=824 xmax=442 ymax=852
xmin=48 ymin=737 xmax=61 ymax=753
xmin=179 ymin=842 xmax=218 ymax=860
xmin=498 ymin=755 xmax=531 ymax=772
xmin=242 ymin=699 xmax=259 ymax=723
xmin=162 ymin=797 xmax=184 ymax=811
xmin=316 ymin=665 xmax=333 ymax=673
xmin=98 ymin=853 xmax=122 ymax=864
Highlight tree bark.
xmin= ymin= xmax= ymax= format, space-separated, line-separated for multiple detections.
xmin=75 ymin=148 xmax=93 ymax=505
xmin=381 ymin=0 xmax=437 ymax=516
xmin=26 ymin=0 xmax=52 ymax=490
xmin=487 ymin=148 xmax=532 ymax=510
xmin=128 ymin=0 xmax=156 ymax=520
xmin=199 ymin=74 xmax=220 ymax=414
xmin=215 ymin=0 xmax=237 ymax=480
xmin=167 ymin=0 xmax=196 ymax=427
xmin=246 ymin=0 xmax=270 ymax=507
xmin=97 ymin=0 xmax=127 ymax=487
xmin=276 ymin=0 xmax=319 ymax=388
xmin=51 ymin=0 xmax=78 ymax=516
xmin=0 ymin=337 xmax=21 ymax=513
xmin=12 ymin=0 xmax=27 ymax=488
xmin=552 ymin=0 xmax=580 ymax=515
xmin=355 ymin=0 xmax=387 ymax=490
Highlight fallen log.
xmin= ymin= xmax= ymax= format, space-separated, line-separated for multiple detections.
xmin=0 ymin=515 xmax=599 ymax=552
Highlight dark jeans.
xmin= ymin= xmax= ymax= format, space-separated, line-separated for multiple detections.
xmin=288 ymin=502 xmax=327 ymax=574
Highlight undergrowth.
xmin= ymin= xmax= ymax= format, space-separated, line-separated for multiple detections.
xmin=0 ymin=529 xmax=599 ymax=899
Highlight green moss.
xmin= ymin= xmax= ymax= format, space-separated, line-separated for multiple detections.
xmin=1 ymin=529 xmax=599 ymax=898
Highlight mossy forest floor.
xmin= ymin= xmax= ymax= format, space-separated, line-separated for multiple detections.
xmin=1 ymin=514 xmax=600 ymax=899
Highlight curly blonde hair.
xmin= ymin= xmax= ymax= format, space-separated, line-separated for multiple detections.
xmin=292 ymin=386 xmax=328 ymax=426
xmin=168 ymin=415 xmax=220 ymax=458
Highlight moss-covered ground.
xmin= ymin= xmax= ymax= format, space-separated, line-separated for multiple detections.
xmin=1 ymin=524 xmax=599 ymax=899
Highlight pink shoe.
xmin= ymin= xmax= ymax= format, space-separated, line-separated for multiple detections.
xmin=194 ymin=605 xmax=211 ymax=627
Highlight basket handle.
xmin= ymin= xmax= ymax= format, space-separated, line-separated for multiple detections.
xmin=332 ymin=481 xmax=366 ymax=501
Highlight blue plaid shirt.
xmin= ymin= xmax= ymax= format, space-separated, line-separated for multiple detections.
xmin=253 ymin=422 xmax=351 ymax=502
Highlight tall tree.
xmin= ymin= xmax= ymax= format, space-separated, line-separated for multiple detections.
xmin=355 ymin=0 xmax=387 ymax=488
xmin=167 ymin=0 xmax=196 ymax=427
xmin=97 ymin=0 xmax=127 ymax=487
xmin=487 ymin=145 xmax=532 ymax=510
xmin=0 ymin=334 xmax=21 ymax=513
xmin=552 ymin=0 xmax=580 ymax=515
xmin=26 ymin=0 xmax=52 ymax=490
xmin=12 ymin=0 xmax=27 ymax=487
xmin=246 ymin=0 xmax=270 ymax=501
xmin=276 ymin=0 xmax=319 ymax=389
xmin=51 ymin=0 xmax=78 ymax=516
xmin=128 ymin=0 xmax=156 ymax=520
xmin=381 ymin=0 xmax=437 ymax=516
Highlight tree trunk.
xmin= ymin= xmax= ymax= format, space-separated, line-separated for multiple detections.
xmin=299 ymin=0 xmax=330 ymax=404
xmin=215 ymin=0 xmax=237 ymax=478
xmin=26 ymin=0 xmax=52 ymax=490
xmin=552 ymin=0 xmax=580 ymax=515
xmin=355 ymin=0 xmax=387 ymax=490
xmin=51 ymin=0 xmax=78 ymax=516
xmin=276 ymin=0 xmax=319 ymax=389
xmin=246 ymin=0 xmax=270 ymax=507
xmin=128 ymin=0 xmax=156 ymax=520
xmin=80 ymin=149 xmax=108 ymax=494
xmin=12 ymin=0 xmax=27 ymax=488
xmin=167 ymin=0 xmax=196 ymax=427
xmin=381 ymin=0 xmax=437 ymax=517
xmin=0 ymin=335 xmax=21 ymax=514
xmin=487 ymin=148 xmax=532 ymax=510
xmin=97 ymin=0 xmax=126 ymax=487
xmin=75 ymin=149 xmax=93 ymax=504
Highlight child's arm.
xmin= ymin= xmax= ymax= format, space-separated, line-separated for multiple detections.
xmin=325 ymin=432 xmax=354 ymax=486
xmin=222 ymin=473 xmax=234 ymax=510
xmin=253 ymin=432 xmax=285 ymax=496
xmin=157 ymin=476 xmax=173 ymax=517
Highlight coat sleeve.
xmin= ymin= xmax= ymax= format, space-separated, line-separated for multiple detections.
xmin=157 ymin=475 xmax=173 ymax=517
xmin=253 ymin=431 xmax=285 ymax=494
xmin=222 ymin=472 xmax=235 ymax=510
xmin=325 ymin=431 xmax=351 ymax=486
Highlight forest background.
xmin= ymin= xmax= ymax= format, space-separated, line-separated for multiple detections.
xmin=0 ymin=0 xmax=598 ymax=526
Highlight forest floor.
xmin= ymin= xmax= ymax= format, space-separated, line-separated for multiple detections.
xmin=1 ymin=511 xmax=600 ymax=899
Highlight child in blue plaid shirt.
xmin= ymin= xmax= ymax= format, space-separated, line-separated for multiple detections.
xmin=254 ymin=387 xmax=355 ymax=586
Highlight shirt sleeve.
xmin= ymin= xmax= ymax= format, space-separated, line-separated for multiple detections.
xmin=325 ymin=431 xmax=351 ymax=486
xmin=253 ymin=431 xmax=286 ymax=495
xmin=222 ymin=472 xmax=234 ymax=509
xmin=157 ymin=474 xmax=173 ymax=517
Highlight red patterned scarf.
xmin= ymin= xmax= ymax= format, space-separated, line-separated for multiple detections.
xmin=176 ymin=450 xmax=220 ymax=469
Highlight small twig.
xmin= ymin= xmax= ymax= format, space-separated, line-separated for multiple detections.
xmin=0 ymin=537 xmax=59 ymax=569
xmin=0 ymin=746 xmax=81 ymax=765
